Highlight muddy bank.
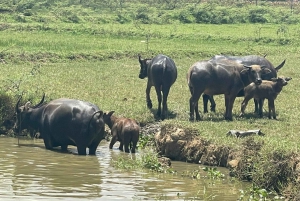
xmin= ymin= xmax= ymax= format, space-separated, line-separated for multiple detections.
xmin=153 ymin=123 xmax=300 ymax=200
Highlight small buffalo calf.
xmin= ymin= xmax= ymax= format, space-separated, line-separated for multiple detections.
xmin=103 ymin=111 xmax=140 ymax=153
xmin=240 ymin=76 xmax=292 ymax=119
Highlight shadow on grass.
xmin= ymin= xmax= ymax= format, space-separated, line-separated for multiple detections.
xmin=150 ymin=108 xmax=177 ymax=121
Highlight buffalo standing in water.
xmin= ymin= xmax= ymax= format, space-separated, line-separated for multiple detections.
xmin=14 ymin=94 xmax=105 ymax=155
xmin=138 ymin=54 xmax=177 ymax=120
xmin=202 ymin=55 xmax=286 ymax=113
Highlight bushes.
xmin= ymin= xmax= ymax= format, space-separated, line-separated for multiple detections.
xmin=3 ymin=1 xmax=300 ymax=25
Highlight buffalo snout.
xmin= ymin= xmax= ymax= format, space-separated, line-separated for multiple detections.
xmin=255 ymin=78 xmax=262 ymax=85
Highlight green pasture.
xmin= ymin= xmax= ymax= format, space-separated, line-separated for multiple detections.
xmin=0 ymin=1 xmax=300 ymax=197
xmin=1 ymin=22 xmax=299 ymax=156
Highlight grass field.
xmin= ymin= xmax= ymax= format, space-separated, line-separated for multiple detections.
xmin=1 ymin=1 xmax=300 ymax=197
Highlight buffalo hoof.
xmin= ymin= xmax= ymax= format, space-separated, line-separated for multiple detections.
xmin=189 ymin=117 xmax=194 ymax=122
xmin=147 ymin=101 xmax=152 ymax=109
xmin=210 ymin=105 xmax=216 ymax=112
xmin=225 ymin=116 xmax=233 ymax=121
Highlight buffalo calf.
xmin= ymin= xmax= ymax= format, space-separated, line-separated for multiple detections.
xmin=240 ymin=76 xmax=292 ymax=119
xmin=103 ymin=111 xmax=140 ymax=153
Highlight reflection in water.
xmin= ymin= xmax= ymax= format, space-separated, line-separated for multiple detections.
xmin=0 ymin=137 xmax=245 ymax=200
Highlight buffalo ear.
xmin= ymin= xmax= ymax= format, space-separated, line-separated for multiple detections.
xmin=98 ymin=110 xmax=103 ymax=118
xmin=241 ymin=66 xmax=251 ymax=75
xmin=108 ymin=111 xmax=115 ymax=116
xmin=285 ymin=77 xmax=292 ymax=81
xmin=262 ymin=68 xmax=271 ymax=74
xmin=24 ymin=101 xmax=31 ymax=111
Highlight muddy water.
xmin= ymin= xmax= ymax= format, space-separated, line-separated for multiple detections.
xmin=0 ymin=137 xmax=246 ymax=200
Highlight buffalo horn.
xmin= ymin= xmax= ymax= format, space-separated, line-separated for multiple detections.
xmin=138 ymin=54 xmax=142 ymax=63
xmin=33 ymin=93 xmax=45 ymax=108
xmin=15 ymin=96 xmax=22 ymax=113
xmin=275 ymin=59 xmax=286 ymax=72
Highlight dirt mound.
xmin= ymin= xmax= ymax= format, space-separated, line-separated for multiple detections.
xmin=154 ymin=124 xmax=230 ymax=166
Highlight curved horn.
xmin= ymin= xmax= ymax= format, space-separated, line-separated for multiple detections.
xmin=33 ymin=93 xmax=45 ymax=108
xmin=138 ymin=54 xmax=142 ymax=63
xmin=275 ymin=59 xmax=286 ymax=72
xmin=15 ymin=96 xmax=22 ymax=113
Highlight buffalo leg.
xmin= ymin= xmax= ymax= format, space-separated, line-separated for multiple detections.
xmin=224 ymin=95 xmax=235 ymax=121
xmin=240 ymin=96 xmax=251 ymax=117
xmin=254 ymin=99 xmax=259 ymax=114
xmin=189 ymin=91 xmax=202 ymax=121
xmin=203 ymin=94 xmax=216 ymax=113
xmin=203 ymin=94 xmax=209 ymax=113
xmin=61 ymin=145 xmax=68 ymax=152
xmin=154 ymin=85 xmax=162 ymax=118
xmin=119 ymin=141 xmax=124 ymax=151
xmin=258 ymin=99 xmax=264 ymax=118
xmin=123 ymin=140 xmax=130 ymax=153
xmin=43 ymin=132 xmax=53 ymax=150
xmin=77 ymin=146 xmax=87 ymax=155
xmin=131 ymin=140 xmax=137 ymax=153
xmin=268 ymin=99 xmax=276 ymax=119
xmin=88 ymin=140 xmax=101 ymax=155
xmin=161 ymin=85 xmax=171 ymax=120
xmin=109 ymin=135 xmax=117 ymax=149
xmin=146 ymin=83 xmax=152 ymax=109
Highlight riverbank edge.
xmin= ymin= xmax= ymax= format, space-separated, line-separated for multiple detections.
xmin=154 ymin=123 xmax=300 ymax=200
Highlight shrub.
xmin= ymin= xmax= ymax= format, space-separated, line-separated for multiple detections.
xmin=249 ymin=7 xmax=268 ymax=23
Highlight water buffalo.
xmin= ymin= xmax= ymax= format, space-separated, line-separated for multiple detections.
xmin=240 ymin=76 xmax=292 ymax=119
xmin=103 ymin=111 xmax=140 ymax=153
xmin=14 ymin=94 xmax=105 ymax=155
xmin=202 ymin=55 xmax=286 ymax=113
xmin=187 ymin=59 xmax=271 ymax=121
xmin=138 ymin=54 xmax=177 ymax=120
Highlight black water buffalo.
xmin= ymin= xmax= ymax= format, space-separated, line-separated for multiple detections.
xmin=14 ymin=94 xmax=105 ymax=155
xmin=138 ymin=54 xmax=177 ymax=120
xmin=187 ymin=59 xmax=271 ymax=121
xmin=202 ymin=55 xmax=286 ymax=113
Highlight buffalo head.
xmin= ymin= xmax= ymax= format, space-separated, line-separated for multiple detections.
xmin=271 ymin=76 xmax=292 ymax=86
xmin=14 ymin=93 xmax=45 ymax=134
xmin=138 ymin=55 xmax=151 ymax=79
xmin=241 ymin=65 xmax=271 ymax=85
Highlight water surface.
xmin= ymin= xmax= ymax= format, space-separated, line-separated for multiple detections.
xmin=0 ymin=137 xmax=245 ymax=200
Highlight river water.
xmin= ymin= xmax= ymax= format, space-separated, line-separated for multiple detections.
xmin=0 ymin=136 xmax=246 ymax=201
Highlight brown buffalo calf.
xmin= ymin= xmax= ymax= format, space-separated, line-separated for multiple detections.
xmin=103 ymin=111 xmax=140 ymax=153
xmin=240 ymin=76 xmax=292 ymax=119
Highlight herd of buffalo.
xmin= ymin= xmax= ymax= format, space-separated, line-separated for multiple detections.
xmin=13 ymin=54 xmax=291 ymax=155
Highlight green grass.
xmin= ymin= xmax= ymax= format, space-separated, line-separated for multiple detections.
xmin=1 ymin=2 xmax=300 ymax=197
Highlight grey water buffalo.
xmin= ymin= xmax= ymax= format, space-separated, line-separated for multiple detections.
xmin=187 ymin=59 xmax=271 ymax=121
xmin=202 ymin=55 xmax=286 ymax=113
xmin=103 ymin=111 xmax=140 ymax=153
xmin=138 ymin=54 xmax=177 ymax=120
xmin=14 ymin=94 xmax=105 ymax=155
xmin=240 ymin=76 xmax=292 ymax=119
